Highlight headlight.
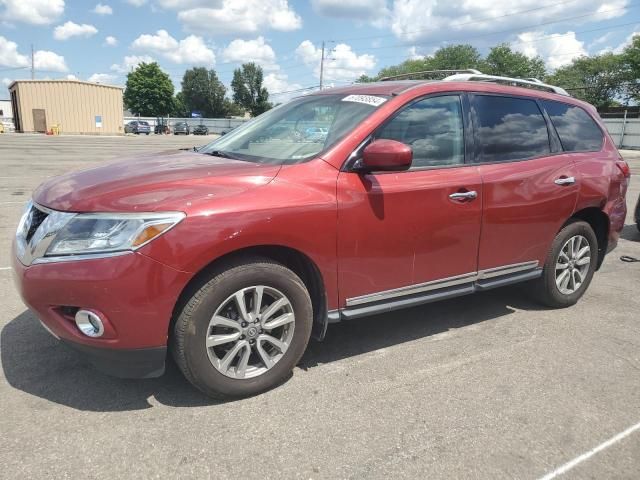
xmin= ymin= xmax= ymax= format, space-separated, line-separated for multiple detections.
xmin=45 ymin=212 xmax=185 ymax=256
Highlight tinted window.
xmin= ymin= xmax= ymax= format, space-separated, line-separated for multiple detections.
xmin=473 ymin=95 xmax=550 ymax=162
xmin=542 ymin=100 xmax=603 ymax=152
xmin=376 ymin=95 xmax=464 ymax=168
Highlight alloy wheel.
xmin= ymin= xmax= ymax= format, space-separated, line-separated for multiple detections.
xmin=205 ymin=286 xmax=295 ymax=379
xmin=555 ymin=234 xmax=591 ymax=295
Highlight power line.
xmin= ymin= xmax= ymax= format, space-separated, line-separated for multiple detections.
xmin=370 ymin=20 xmax=639 ymax=64
xmin=329 ymin=0 xmax=586 ymax=43
xmin=352 ymin=3 xmax=639 ymax=53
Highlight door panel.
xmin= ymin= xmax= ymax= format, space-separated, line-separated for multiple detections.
xmin=336 ymin=166 xmax=483 ymax=305
xmin=476 ymin=156 xmax=578 ymax=270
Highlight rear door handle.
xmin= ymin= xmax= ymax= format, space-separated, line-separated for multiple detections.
xmin=554 ymin=176 xmax=576 ymax=186
xmin=449 ymin=191 xmax=478 ymax=201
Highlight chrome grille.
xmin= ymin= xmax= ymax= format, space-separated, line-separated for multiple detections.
xmin=15 ymin=201 xmax=75 ymax=266
xmin=25 ymin=205 xmax=49 ymax=242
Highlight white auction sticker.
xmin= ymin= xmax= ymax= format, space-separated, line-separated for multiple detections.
xmin=341 ymin=95 xmax=387 ymax=107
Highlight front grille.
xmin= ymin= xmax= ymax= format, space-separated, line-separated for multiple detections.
xmin=25 ymin=205 xmax=49 ymax=242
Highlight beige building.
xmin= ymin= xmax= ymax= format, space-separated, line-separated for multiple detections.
xmin=8 ymin=80 xmax=124 ymax=135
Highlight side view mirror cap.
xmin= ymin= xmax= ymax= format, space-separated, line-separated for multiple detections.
xmin=360 ymin=139 xmax=412 ymax=172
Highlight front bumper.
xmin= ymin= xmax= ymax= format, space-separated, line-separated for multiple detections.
xmin=12 ymin=249 xmax=192 ymax=378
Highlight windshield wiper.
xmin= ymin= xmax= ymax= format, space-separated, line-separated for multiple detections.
xmin=203 ymin=150 xmax=240 ymax=160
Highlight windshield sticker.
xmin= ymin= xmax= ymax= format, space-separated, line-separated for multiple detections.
xmin=341 ymin=95 xmax=387 ymax=107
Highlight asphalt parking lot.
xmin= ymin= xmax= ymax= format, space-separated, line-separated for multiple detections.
xmin=1 ymin=134 xmax=639 ymax=479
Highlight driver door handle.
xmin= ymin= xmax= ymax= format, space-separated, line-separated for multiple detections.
xmin=449 ymin=191 xmax=478 ymax=201
xmin=554 ymin=176 xmax=576 ymax=186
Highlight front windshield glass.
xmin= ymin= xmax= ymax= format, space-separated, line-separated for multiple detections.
xmin=198 ymin=94 xmax=388 ymax=164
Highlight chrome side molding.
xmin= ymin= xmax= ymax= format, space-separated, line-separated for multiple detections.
xmin=345 ymin=261 xmax=539 ymax=308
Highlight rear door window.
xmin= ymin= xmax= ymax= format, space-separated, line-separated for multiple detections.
xmin=542 ymin=100 xmax=603 ymax=152
xmin=472 ymin=95 xmax=551 ymax=162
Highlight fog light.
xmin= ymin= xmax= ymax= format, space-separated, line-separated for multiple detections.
xmin=75 ymin=310 xmax=104 ymax=338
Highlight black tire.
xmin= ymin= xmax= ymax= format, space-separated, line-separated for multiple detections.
xmin=530 ymin=219 xmax=598 ymax=308
xmin=172 ymin=257 xmax=313 ymax=399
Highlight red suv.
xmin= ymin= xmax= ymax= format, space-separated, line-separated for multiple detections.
xmin=13 ymin=74 xmax=630 ymax=398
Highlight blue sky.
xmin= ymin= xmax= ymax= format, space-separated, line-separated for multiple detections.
xmin=1 ymin=0 xmax=638 ymax=101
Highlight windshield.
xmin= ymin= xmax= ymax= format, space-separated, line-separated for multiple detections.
xmin=139 ymin=121 xmax=149 ymax=126
xmin=198 ymin=94 xmax=388 ymax=164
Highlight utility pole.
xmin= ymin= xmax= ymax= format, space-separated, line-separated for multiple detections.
xmin=31 ymin=44 xmax=35 ymax=80
xmin=319 ymin=41 xmax=325 ymax=91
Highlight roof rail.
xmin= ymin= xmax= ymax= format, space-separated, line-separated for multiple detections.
xmin=379 ymin=69 xmax=482 ymax=81
xmin=443 ymin=73 xmax=570 ymax=96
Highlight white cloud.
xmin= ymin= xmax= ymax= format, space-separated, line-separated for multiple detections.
xmin=2 ymin=77 xmax=12 ymax=87
xmin=93 ymin=3 xmax=112 ymax=14
xmin=176 ymin=0 xmax=301 ymax=35
xmin=407 ymin=46 xmax=424 ymax=60
xmin=296 ymin=40 xmax=376 ymax=81
xmin=0 ymin=36 xmax=67 ymax=72
xmin=311 ymin=0 xmax=389 ymax=25
xmin=104 ymin=35 xmax=118 ymax=46
xmin=157 ymin=0 xmax=214 ymax=7
xmin=390 ymin=0 xmax=629 ymax=43
xmin=88 ymin=72 xmax=117 ymax=83
xmin=514 ymin=31 xmax=587 ymax=70
xmin=0 ymin=35 xmax=28 ymax=68
xmin=54 ymin=21 xmax=98 ymax=41
xmin=222 ymin=37 xmax=278 ymax=70
xmin=33 ymin=50 xmax=68 ymax=72
xmin=132 ymin=30 xmax=215 ymax=64
xmin=110 ymin=54 xmax=154 ymax=73
xmin=0 ymin=0 xmax=64 ymax=25
xmin=616 ymin=30 xmax=640 ymax=51
xmin=263 ymin=72 xmax=305 ymax=101
xmin=66 ymin=74 xmax=77 ymax=80
xmin=125 ymin=0 xmax=146 ymax=6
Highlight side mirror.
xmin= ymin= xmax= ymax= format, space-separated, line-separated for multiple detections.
xmin=360 ymin=139 xmax=412 ymax=172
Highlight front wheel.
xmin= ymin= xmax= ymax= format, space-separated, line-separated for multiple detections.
xmin=529 ymin=220 xmax=598 ymax=308
xmin=172 ymin=258 xmax=313 ymax=398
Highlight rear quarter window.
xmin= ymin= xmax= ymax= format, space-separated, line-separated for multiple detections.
xmin=542 ymin=100 xmax=603 ymax=152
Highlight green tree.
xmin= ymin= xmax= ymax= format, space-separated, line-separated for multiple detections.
xmin=546 ymin=53 xmax=627 ymax=108
xmin=222 ymin=98 xmax=245 ymax=117
xmin=231 ymin=63 xmax=271 ymax=116
xmin=170 ymin=92 xmax=188 ymax=117
xmin=482 ymin=43 xmax=546 ymax=79
xmin=123 ymin=62 xmax=174 ymax=116
xmin=429 ymin=44 xmax=483 ymax=70
xmin=359 ymin=44 xmax=483 ymax=81
xmin=621 ymin=34 xmax=640 ymax=103
xmin=181 ymin=67 xmax=227 ymax=117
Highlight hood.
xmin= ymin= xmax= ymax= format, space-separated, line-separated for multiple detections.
xmin=33 ymin=150 xmax=281 ymax=212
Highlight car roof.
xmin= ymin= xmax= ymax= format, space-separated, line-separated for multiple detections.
xmin=311 ymin=81 xmax=433 ymax=96
xmin=308 ymin=80 xmax=593 ymax=110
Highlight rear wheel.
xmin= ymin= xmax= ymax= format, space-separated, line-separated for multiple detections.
xmin=172 ymin=258 xmax=313 ymax=399
xmin=530 ymin=220 xmax=598 ymax=308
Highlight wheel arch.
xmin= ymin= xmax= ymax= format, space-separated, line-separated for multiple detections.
xmin=567 ymin=207 xmax=609 ymax=270
xmin=170 ymin=245 xmax=330 ymax=344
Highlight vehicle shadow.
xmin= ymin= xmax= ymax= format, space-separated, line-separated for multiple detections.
xmin=2 ymin=286 xmax=545 ymax=412
xmin=620 ymin=223 xmax=639 ymax=241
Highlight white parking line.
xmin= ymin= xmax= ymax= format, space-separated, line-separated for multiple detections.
xmin=0 ymin=267 xmax=12 ymax=271
xmin=537 ymin=421 xmax=640 ymax=480
xmin=0 ymin=201 xmax=27 ymax=205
